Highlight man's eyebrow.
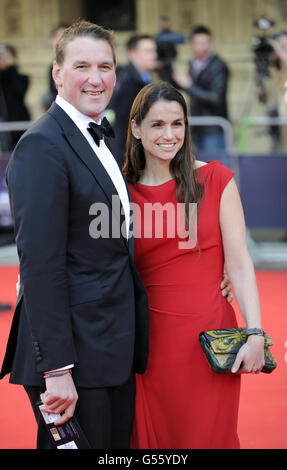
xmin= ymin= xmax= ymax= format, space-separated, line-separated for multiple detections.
xmin=72 ymin=59 xmax=89 ymax=66
xmin=100 ymin=59 xmax=114 ymax=65
xmin=72 ymin=59 xmax=114 ymax=66
xmin=149 ymin=117 xmax=185 ymax=122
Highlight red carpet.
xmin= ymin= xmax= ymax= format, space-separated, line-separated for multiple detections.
xmin=0 ymin=266 xmax=286 ymax=449
xmin=0 ymin=266 xmax=37 ymax=449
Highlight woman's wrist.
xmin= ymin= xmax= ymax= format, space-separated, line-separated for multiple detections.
xmin=246 ymin=334 xmax=264 ymax=345
xmin=245 ymin=327 xmax=264 ymax=336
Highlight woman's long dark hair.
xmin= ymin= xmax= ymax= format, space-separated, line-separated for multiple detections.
xmin=122 ymin=81 xmax=204 ymax=222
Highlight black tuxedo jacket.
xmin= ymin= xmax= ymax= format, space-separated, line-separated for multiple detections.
xmin=0 ymin=102 xmax=149 ymax=388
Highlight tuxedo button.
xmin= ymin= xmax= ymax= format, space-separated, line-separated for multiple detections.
xmin=33 ymin=341 xmax=42 ymax=360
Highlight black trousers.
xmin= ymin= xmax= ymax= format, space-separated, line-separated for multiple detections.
xmin=25 ymin=373 xmax=136 ymax=449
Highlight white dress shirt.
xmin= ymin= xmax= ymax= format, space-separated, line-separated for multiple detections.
xmin=47 ymin=96 xmax=131 ymax=374
xmin=56 ymin=95 xmax=130 ymax=232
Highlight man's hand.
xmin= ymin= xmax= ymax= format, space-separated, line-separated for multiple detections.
xmin=221 ymin=273 xmax=233 ymax=303
xmin=231 ymin=335 xmax=265 ymax=374
xmin=40 ymin=373 xmax=78 ymax=425
xmin=173 ymin=70 xmax=192 ymax=89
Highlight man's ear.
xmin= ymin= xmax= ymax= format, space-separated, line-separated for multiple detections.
xmin=52 ymin=60 xmax=62 ymax=90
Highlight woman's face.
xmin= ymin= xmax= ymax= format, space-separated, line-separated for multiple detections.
xmin=132 ymin=100 xmax=186 ymax=165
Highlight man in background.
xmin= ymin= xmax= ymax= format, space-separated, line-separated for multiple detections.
xmin=174 ymin=25 xmax=229 ymax=152
xmin=40 ymin=23 xmax=70 ymax=111
xmin=108 ymin=34 xmax=157 ymax=166
xmin=0 ymin=44 xmax=30 ymax=152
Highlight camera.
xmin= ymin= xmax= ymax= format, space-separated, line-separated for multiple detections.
xmin=251 ymin=17 xmax=276 ymax=78
xmin=251 ymin=18 xmax=284 ymax=148
xmin=251 ymin=17 xmax=284 ymax=79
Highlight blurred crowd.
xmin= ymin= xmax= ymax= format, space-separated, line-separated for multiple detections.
xmin=1 ymin=16 xmax=287 ymax=161
xmin=0 ymin=44 xmax=30 ymax=152
xmin=108 ymin=20 xmax=230 ymax=166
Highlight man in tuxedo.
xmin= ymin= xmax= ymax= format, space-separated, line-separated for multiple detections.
xmin=0 ymin=21 xmax=149 ymax=449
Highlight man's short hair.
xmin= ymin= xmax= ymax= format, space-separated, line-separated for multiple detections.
xmin=190 ymin=25 xmax=212 ymax=39
xmin=55 ymin=20 xmax=116 ymax=65
xmin=126 ymin=34 xmax=154 ymax=51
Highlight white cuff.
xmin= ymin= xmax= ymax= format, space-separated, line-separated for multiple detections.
xmin=46 ymin=364 xmax=74 ymax=373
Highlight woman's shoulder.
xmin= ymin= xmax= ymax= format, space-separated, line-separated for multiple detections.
xmin=193 ymin=160 xmax=207 ymax=169
xmin=195 ymin=160 xmax=235 ymax=194
xmin=195 ymin=160 xmax=233 ymax=176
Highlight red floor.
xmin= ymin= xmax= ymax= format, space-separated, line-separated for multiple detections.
xmin=0 ymin=266 xmax=286 ymax=449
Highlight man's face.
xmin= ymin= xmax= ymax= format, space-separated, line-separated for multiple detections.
xmin=191 ymin=33 xmax=211 ymax=61
xmin=53 ymin=36 xmax=116 ymax=121
xmin=129 ymin=39 xmax=157 ymax=72
xmin=0 ymin=48 xmax=15 ymax=71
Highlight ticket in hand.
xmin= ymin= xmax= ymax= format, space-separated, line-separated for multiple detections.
xmin=36 ymin=401 xmax=91 ymax=449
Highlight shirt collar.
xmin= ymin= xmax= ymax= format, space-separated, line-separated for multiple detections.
xmin=55 ymin=95 xmax=102 ymax=135
xmin=193 ymin=50 xmax=214 ymax=68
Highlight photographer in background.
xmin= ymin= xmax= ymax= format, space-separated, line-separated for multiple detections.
xmin=252 ymin=18 xmax=287 ymax=151
xmin=156 ymin=15 xmax=185 ymax=87
xmin=269 ymin=32 xmax=287 ymax=151
xmin=0 ymin=45 xmax=30 ymax=152
xmin=254 ymin=30 xmax=287 ymax=151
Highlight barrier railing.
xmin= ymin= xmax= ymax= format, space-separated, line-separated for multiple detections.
xmin=188 ymin=116 xmax=235 ymax=155
xmin=0 ymin=117 xmax=237 ymax=155
xmin=234 ymin=116 xmax=287 ymax=267
xmin=2 ymin=116 xmax=287 ymax=155
xmin=0 ymin=121 xmax=33 ymax=132
xmin=0 ymin=118 xmax=286 ymax=267
xmin=236 ymin=116 xmax=287 ymax=153
xmin=0 ymin=121 xmax=33 ymax=156
xmin=0 ymin=122 xmax=33 ymax=230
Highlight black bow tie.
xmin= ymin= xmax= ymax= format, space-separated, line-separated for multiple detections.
xmin=87 ymin=117 xmax=115 ymax=146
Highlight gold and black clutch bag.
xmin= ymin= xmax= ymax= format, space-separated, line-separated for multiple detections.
xmin=199 ymin=328 xmax=277 ymax=374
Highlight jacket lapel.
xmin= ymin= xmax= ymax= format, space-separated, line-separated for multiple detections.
xmin=192 ymin=54 xmax=216 ymax=82
xmin=48 ymin=103 xmax=130 ymax=251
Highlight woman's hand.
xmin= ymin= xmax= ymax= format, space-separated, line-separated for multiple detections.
xmin=231 ymin=334 xmax=265 ymax=374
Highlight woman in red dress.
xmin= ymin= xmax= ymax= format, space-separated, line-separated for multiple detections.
xmin=123 ymin=82 xmax=265 ymax=449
